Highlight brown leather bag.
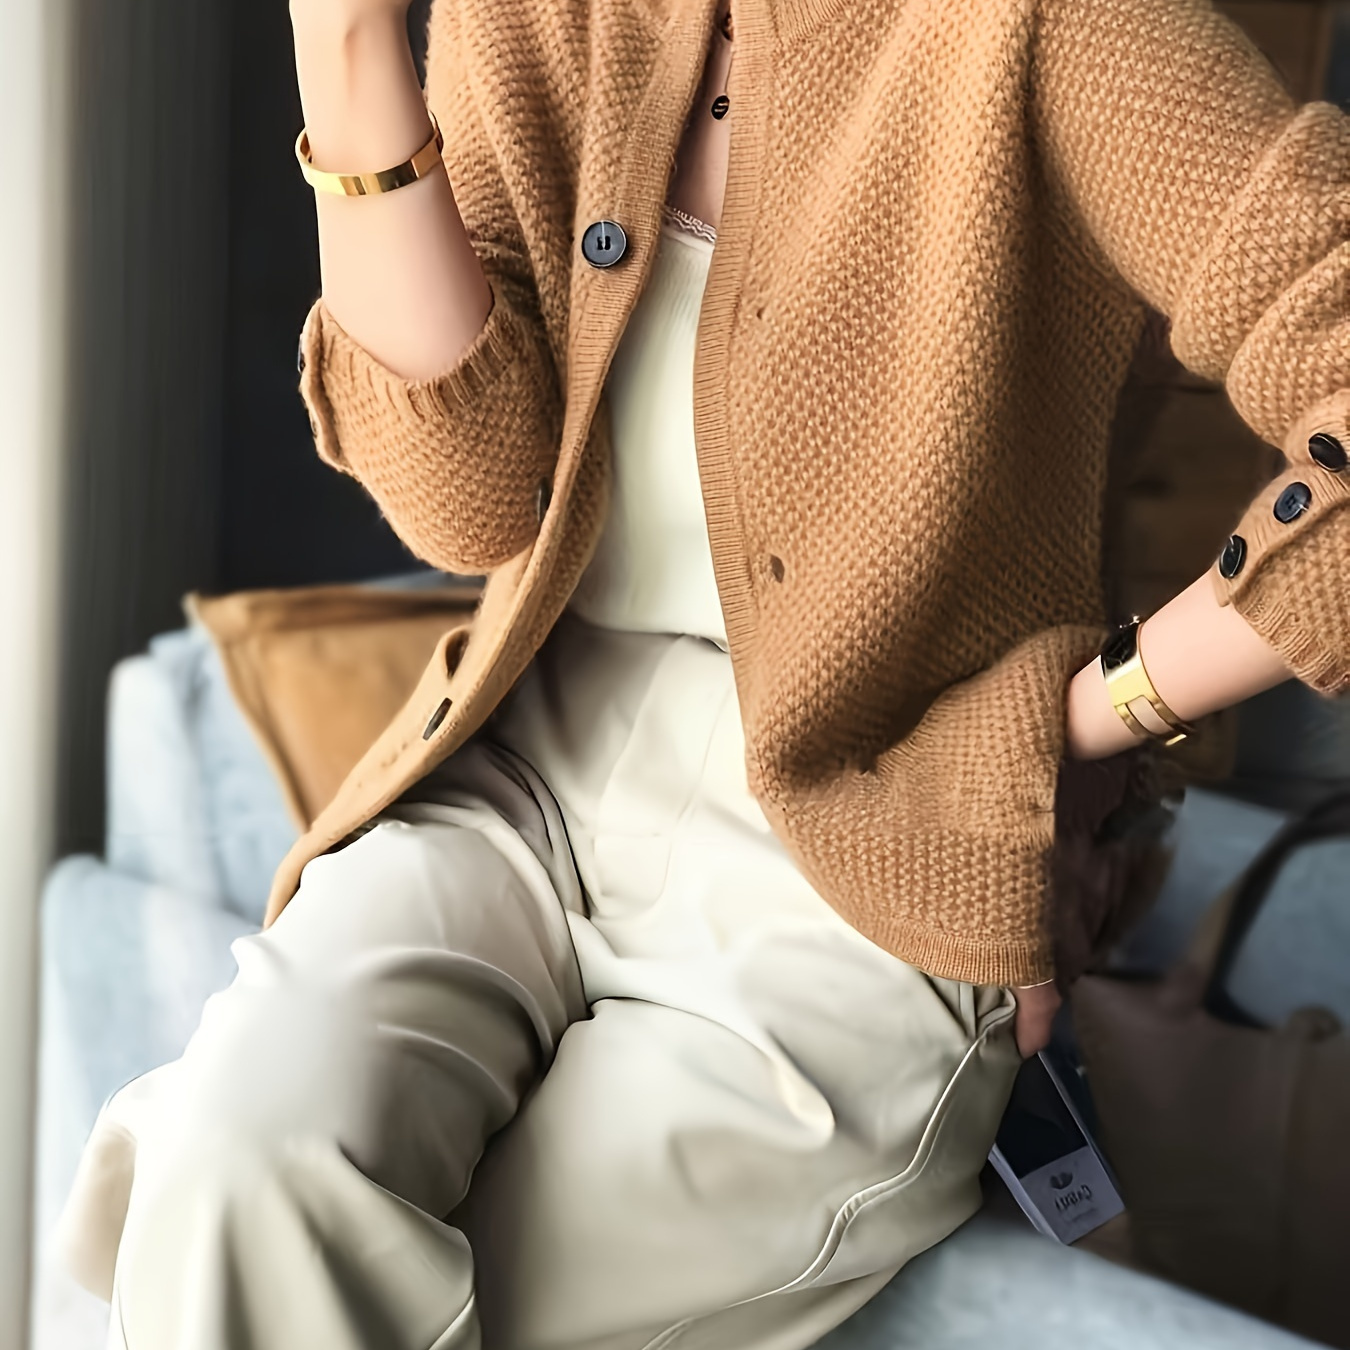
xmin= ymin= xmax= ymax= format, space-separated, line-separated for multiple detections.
xmin=1072 ymin=789 xmax=1350 ymax=1349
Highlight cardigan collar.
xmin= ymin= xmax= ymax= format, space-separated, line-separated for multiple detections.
xmin=634 ymin=0 xmax=852 ymax=50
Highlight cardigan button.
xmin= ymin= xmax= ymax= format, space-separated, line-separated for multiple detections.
xmin=1217 ymin=533 xmax=1246 ymax=579
xmin=535 ymin=476 xmax=552 ymax=523
xmin=422 ymin=697 xmax=452 ymax=741
xmin=1273 ymin=481 xmax=1312 ymax=524
xmin=581 ymin=219 xmax=628 ymax=268
xmin=1309 ymin=432 xmax=1347 ymax=472
xmin=296 ymin=338 xmax=306 ymax=376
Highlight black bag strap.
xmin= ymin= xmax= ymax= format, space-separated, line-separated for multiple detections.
xmin=1201 ymin=787 xmax=1350 ymax=1024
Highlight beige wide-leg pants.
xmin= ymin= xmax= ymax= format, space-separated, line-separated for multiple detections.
xmin=58 ymin=613 xmax=1023 ymax=1350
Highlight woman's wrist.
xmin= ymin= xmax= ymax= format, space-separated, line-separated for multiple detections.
xmin=1065 ymin=653 xmax=1138 ymax=760
xmin=1064 ymin=571 xmax=1297 ymax=761
xmin=290 ymin=4 xmax=429 ymax=173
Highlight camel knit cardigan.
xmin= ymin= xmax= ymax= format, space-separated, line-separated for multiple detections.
xmin=288 ymin=0 xmax=1350 ymax=985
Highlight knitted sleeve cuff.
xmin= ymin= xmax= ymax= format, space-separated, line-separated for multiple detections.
xmin=297 ymin=273 xmax=562 ymax=574
xmin=1209 ymin=388 xmax=1350 ymax=698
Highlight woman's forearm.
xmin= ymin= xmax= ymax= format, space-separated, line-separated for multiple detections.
xmin=1065 ymin=570 xmax=1295 ymax=760
xmin=290 ymin=5 xmax=492 ymax=381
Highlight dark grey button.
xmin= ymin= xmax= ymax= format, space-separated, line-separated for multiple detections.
xmin=1218 ymin=533 xmax=1246 ymax=579
xmin=535 ymin=476 xmax=552 ymax=523
xmin=1273 ymin=481 xmax=1313 ymax=524
xmin=1309 ymin=432 xmax=1347 ymax=472
xmin=581 ymin=219 xmax=628 ymax=269
xmin=297 ymin=339 xmax=306 ymax=376
xmin=422 ymin=697 xmax=452 ymax=741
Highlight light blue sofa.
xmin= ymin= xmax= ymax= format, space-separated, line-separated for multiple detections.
xmin=32 ymin=608 xmax=1347 ymax=1350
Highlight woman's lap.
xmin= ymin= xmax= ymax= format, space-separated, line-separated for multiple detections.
xmin=61 ymin=633 xmax=1022 ymax=1349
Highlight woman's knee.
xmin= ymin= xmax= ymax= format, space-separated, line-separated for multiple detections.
xmin=166 ymin=973 xmax=402 ymax=1167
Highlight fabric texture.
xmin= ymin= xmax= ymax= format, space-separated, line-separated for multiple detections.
xmin=60 ymin=619 xmax=1019 ymax=1349
xmin=284 ymin=0 xmax=1350 ymax=985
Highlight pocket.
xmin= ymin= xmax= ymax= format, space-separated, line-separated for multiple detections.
xmin=637 ymin=974 xmax=1019 ymax=1350
xmin=796 ymin=983 xmax=1020 ymax=1289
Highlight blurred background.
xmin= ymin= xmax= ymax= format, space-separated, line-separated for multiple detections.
xmin=2 ymin=2 xmax=1349 ymax=1349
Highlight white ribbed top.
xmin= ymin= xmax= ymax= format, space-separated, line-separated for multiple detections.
xmin=567 ymin=218 xmax=728 ymax=649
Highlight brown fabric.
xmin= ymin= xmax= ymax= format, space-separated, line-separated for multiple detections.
xmin=187 ymin=583 xmax=480 ymax=829
xmin=1211 ymin=387 xmax=1350 ymax=694
xmin=275 ymin=0 xmax=1350 ymax=983
xmin=1072 ymin=790 xmax=1350 ymax=1349
xmin=1047 ymin=749 xmax=1182 ymax=991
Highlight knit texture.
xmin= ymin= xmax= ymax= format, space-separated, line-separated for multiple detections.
xmin=288 ymin=0 xmax=1350 ymax=984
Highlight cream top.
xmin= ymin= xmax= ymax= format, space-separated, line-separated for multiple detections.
xmin=567 ymin=213 xmax=728 ymax=650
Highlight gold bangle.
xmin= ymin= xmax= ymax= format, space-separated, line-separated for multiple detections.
xmin=295 ymin=111 xmax=444 ymax=197
xmin=1098 ymin=617 xmax=1195 ymax=748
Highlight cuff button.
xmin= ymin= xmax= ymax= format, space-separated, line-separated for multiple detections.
xmin=1273 ymin=481 xmax=1312 ymax=524
xmin=1309 ymin=433 xmax=1347 ymax=472
xmin=1218 ymin=533 xmax=1246 ymax=579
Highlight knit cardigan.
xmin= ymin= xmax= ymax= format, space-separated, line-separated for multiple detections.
xmin=287 ymin=0 xmax=1350 ymax=985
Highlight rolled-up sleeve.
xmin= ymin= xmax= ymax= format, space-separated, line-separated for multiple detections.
xmin=297 ymin=268 xmax=562 ymax=575
xmin=1208 ymin=391 xmax=1350 ymax=697
xmin=294 ymin=0 xmax=567 ymax=576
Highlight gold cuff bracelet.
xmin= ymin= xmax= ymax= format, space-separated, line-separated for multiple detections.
xmin=296 ymin=111 xmax=444 ymax=197
xmin=1099 ymin=617 xmax=1194 ymax=748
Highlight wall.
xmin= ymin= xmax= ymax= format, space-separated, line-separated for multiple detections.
xmin=216 ymin=0 xmax=422 ymax=593
xmin=53 ymin=0 xmax=232 ymax=856
xmin=0 ymin=0 xmax=71 ymax=1340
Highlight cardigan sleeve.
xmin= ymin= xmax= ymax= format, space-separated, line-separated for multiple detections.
xmin=1030 ymin=0 xmax=1350 ymax=698
xmin=295 ymin=5 xmax=564 ymax=576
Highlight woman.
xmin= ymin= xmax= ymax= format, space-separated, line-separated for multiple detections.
xmin=60 ymin=0 xmax=1349 ymax=1345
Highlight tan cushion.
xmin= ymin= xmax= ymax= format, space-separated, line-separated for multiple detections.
xmin=187 ymin=580 xmax=482 ymax=830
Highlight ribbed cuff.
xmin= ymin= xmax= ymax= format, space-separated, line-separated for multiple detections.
xmin=1210 ymin=389 xmax=1350 ymax=698
xmin=298 ymin=274 xmax=525 ymax=475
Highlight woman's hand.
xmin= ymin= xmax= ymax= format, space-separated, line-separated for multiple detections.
xmin=1011 ymin=982 xmax=1062 ymax=1058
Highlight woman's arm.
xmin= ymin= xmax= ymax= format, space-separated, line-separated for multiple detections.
xmin=1064 ymin=569 xmax=1294 ymax=760
xmin=291 ymin=1 xmax=492 ymax=381
xmin=1016 ymin=561 xmax=1297 ymax=1056
xmin=1031 ymin=0 xmax=1350 ymax=709
xmin=289 ymin=0 xmax=565 ymax=575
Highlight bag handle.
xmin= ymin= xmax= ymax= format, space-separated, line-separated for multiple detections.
xmin=1186 ymin=788 xmax=1350 ymax=1024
